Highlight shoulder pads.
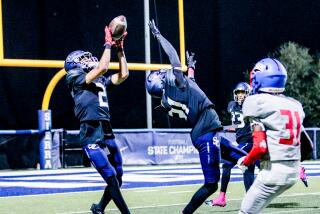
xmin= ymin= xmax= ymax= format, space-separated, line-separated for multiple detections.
xmin=227 ymin=101 xmax=236 ymax=113
xmin=66 ymin=69 xmax=86 ymax=85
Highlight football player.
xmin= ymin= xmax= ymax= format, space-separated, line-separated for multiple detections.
xmin=206 ymin=82 xmax=257 ymax=207
xmin=237 ymin=58 xmax=305 ymax=213
xmin=65 ymin=20 xmax=130 ymax=214
xmin=146 ymin=20 xmax=247 ymax=214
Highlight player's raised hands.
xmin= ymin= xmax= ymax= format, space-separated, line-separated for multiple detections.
xmin=104 ymin=26 xmax=114 ymax=48
xmin=149 ymin=19 xmax=161 ymax=37
xmin=114 ymin=32 xmax=127 ymax=51
xmin=186 ymin=51 xmax=197 ymax=70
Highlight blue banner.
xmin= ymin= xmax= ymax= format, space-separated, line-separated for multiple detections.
xmin=38 ymin=110 xmax=53 ymax=169
xmin=63 ymin=129 xmax=238 ymax=166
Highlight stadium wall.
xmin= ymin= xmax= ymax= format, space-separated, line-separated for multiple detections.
xmin=0 ymin=128 xmax=318 ymax=170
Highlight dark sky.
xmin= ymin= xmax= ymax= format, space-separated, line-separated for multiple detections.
xmin=0 ymin=0 xmax=319 ymax=130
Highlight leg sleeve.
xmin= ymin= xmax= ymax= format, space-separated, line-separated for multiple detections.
xmin=105 ymin=139 xmax=124 ymax=186
xmin=220 ymin=163 xmax=233 ymax=192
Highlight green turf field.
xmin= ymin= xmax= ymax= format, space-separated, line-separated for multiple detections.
xmin=0 ymin=177 xmax=319 ymax=214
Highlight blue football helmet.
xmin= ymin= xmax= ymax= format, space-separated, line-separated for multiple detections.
xmin=64 ymin=50 xmax=98 ymax=72
xmin=250 ymin=58 xmax=287 ymax=94
xmin=145 ymin=69 xmax=167 ymax=98
xmin=233 ymin=82 xmax=251 ymax=104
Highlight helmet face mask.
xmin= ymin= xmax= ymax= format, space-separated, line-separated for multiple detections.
xmin=145 ymin=69 xmax=167 ymax=98
xmin=233 ymin=82 xmax=251 ymax=105
xmin=64 ymin=50 xmax=98 ymax=72
xmin=250 ymin=58 xmax=287 ymax=94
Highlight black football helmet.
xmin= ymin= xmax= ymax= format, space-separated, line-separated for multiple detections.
xmin=145 ymin=69 xmax=168 ymax=98
xmin=233 ymin=82 xmax=251 ymax=105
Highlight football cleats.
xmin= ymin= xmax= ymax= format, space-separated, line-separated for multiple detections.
xmin=233 ymin=82 xmax=250 ymax=105
xmin=250 ymin=58 xmax=287 ymax=94
xmin=145 ymin=69 xmax=167 ymax=98
xmin=64 ymin=50 xmax=98 ymax=72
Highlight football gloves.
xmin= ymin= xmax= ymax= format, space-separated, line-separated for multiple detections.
xmin=149 ymin=19 xmax=161 ymax=37
xmin=237 ymin=156 xmax=248 ymax=173
xmin=104 ymin=26 xmax=114 ymax=48
xmin=114 ymin=32 xmax=128 ymax=51
xmin=186 ymin=51 xmax=197 ymax=70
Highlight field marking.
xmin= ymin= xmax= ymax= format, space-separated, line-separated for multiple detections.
xmin=168 ymin=190 xmax=194 ymax=194
xmin=59 ymin=191 xmax=320 ymax=214
xmin=134 ymin=189 xmax=159 ymax=193
xmin=265 ymin=207 xmax=320 ymax=213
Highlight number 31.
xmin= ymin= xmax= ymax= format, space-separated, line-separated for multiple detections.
xmin=279 ymin=109 xmax=301 ymax=146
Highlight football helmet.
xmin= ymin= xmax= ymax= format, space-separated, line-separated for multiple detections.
xmin=233 ymin=82 xmax=251 ymax=105
xmin=64 ymin=50 xmax=98 ymax=72
xmin=250 ymin=58 xmax=287 ymax=94
xmin=145 ymin=69 xmax=167 ymax=98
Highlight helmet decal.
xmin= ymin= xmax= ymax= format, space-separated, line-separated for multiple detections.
xmin=251 ymin=58 xmax=287 ymax=94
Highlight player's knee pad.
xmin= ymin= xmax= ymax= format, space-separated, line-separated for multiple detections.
xmin=204 ymin=182 xmax=218 ymax=194
xmin=83 ymin=144 xmax=116 ymax=181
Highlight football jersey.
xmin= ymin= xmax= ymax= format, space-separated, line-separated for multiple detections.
xmin=161 ymin=73 xmax=222 ymax=141
xmin=66 ymin=68 xmax=114 ymax=122
xmin=227 ymin=101 xmax=252 ymax=144
xmin=243 ymin=93 xmax=305 ymax=161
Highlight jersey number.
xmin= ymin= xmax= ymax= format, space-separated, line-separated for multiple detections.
xmin=95 ymin=82 xmax=108 ymax=107
xmin=279 ymin=109 xmax=301 ymax=146
xmin=231 ymin=112 xmax=245 ymax=128
xmin=167 ymin=97 xmax=189 ymax=120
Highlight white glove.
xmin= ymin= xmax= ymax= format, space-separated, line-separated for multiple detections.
xmin=237 ymin=156 xmax=248 ymax=173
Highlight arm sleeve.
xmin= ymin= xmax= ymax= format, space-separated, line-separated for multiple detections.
xmin=155 ymin=34 xmax=186 ymax=87
xmin=243 ymin=130 xmax=268 ymax=166
xmin=155 ymin=34 xmax=181 ymax=68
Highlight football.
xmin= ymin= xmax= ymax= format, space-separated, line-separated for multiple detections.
xmin=108 ymin=15 xmax=127 ymax=41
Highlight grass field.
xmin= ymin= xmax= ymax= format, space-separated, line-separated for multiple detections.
xmin=0 ymin=176 xmax=319 ymax=214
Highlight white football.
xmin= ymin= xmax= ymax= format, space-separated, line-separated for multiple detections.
xmin=108 ymin=15 xmax=127 ymax=41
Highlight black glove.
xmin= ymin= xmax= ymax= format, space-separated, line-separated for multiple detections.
xmin=149 ymin=19 xmax=161 ymax=37
xmin=186 ymin=51 xmax=197 ymax=70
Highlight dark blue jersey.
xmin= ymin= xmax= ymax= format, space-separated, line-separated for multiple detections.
xmin=66 ymin=68 xmax=114 ymax=122
xmin=227 ymin=101 xmax=252 ymax=144
xmin=161 ymin=72 xmax=222 ymax=141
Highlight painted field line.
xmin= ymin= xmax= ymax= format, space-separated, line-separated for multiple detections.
xmin=59 ymin=191 xmax=320 ymax=214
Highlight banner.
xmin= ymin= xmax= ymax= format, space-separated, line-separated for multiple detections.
xmin=63 ymin=129 xmax=237 ymax=166
xmin=38 ymin=110 xmax=53 ymax=169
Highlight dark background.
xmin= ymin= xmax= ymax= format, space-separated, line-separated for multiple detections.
xmin=0 ymin=0 xmax=319 ymax=130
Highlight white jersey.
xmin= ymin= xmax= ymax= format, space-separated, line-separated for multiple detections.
xmin=243 ymin=93 xmax=305 ymax=162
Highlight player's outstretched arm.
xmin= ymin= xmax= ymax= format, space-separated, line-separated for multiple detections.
xmin=111 ymin=32 xmax=129 ymax=85
xmin=149 ymin=19 xmax=187 ymax=87
xmin=149 ymin=19 xmax=181 ymax=69
xmin=85 ymin=26 xmax=113 ymax=84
